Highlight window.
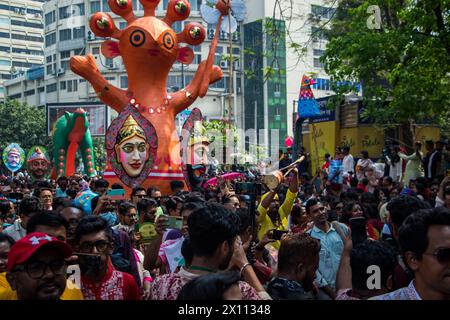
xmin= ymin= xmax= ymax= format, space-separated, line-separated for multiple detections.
xmin=73 ymin=80 xmax=78 ymax=92
xmin=90 ymin=1 xmax=101 ymax=13
xmin=59 ymin=6 xmax=71 ymax=19
xmin=24 ymin=89 xmax=35 ymax=97
xmin=0 ymin=15 xmax=9 ymax=25
xmin=61 ymin=60 xmax=70 ymax=71
xmin=1 ymin=73 xmax=11 ymax=80
xmin=12 ymin=47 xmax=43 ymax=56
xmin=46 ymin=64 xmax=52 ymax=75
xmin=105 ymin=76 xmax=115 ymax=81
xmin=92 ymin=47 xmax=100 ymax=55
xmin=313 ymin=49 xmax=325 ymax=57
xmin=26 ymin=8 xmax=42 ymax=15
xmin=13 ymin=33 xmax=43 ymax=42
xmin=60 ymin=51 xmax=71 ymax=59
xmin=12 ymin=61 xmax=39 ymax=68
xmin=60 ymin=81 xmax=66 ymax=90
xmin=46 ymin=56 xmax=52 ymax=63
xmin=0 ymin=31 xmax=9 ymax=38
xmin=9 ymin=93 xmax=22 ymax=100
xmin=311 ymin=27 xmax=328 ymax=40
xmin=11 ymin=20 xmax=43 ymax=29
xmin=119 ymin=22 xmax=126 ymax=29
xmin=0 ymin=59 xmax=10 ymax=66
xmin=59 ymin=29 xmax=72 ymax=41
xmin=120 ymin=76 xmax=128 ymax=88
xmin=46 ymin=83 xmax=57 ymax=93
xmin=189 ymin=0 xmax=202 ymax=11
xmin=313 ymin=57 xmax=324 ymax=68
xmin=105 ymin=58 xmax=113 ymax=67
xmin=73 ymin=27 xmax=85 ymax=39
xmin=173 ymin=21 xmax=182 ymax=33
xmin=68 ymin=80 xmax=72 ymax=92
xmin=102 ymin=0 xmax=111 ymax=12
xmin=45 ymin=32 xmax=56 ymax=47
xmin=38 ymin=87 xmax=45 ymax=93
xmin=311 ymin=5 xmax=336 ymax=20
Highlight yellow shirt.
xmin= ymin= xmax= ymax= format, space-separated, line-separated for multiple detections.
xmin=257 ymin=189 xmax=298 ymax=250
xmin=0 ymin=272 xmax=84 ymax=300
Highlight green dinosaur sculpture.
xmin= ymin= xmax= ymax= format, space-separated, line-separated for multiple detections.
xmin=52 ymin=108 xmax=96 ymax=177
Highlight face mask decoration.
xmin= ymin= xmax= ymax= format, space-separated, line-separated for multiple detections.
xmin=2 ymin=143 xmax=25 ymax=173
xmin=26 ymin=146 xmax=51 ymax=180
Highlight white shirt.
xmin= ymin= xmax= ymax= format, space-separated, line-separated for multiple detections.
xmin=342 ymin=154 xmax=355 ymax=175
xmin=2 ymin=219 xmax=26 ymax=241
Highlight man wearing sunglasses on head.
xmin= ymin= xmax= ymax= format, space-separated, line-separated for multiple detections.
xmin=5 ymin=232 xmax=72 ymax=300
xmin=372 ymin=207 xmax=450 ymax=300
xmin=75 ymin=215 xmax=140 ymax=300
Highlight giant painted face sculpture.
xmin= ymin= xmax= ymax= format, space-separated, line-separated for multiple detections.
xmin=114 ymin=115 xmax=150 ymax=177
xmin=27 ymin=147 xmax=50 ymax=180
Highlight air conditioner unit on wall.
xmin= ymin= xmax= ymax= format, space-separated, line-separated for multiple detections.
xmin=57 ymin=68 xmax=65 ymax=75
xmin=220 ymin=60 xmax=228 ymax=69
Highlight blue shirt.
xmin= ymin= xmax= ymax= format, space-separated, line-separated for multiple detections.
xmin=307 ymin=222 xmax=349 ymax=289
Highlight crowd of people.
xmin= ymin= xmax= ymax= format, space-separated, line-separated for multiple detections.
xmin=0 ymin=139 xmax=449 ymax=300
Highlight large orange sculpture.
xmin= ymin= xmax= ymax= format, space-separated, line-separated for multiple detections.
xmin=70 ymin=0 xmax=227 ymax=194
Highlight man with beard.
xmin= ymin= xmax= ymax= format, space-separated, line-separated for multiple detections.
xmin=27 ymin=147 xmax=50 ymax=181
xmin=257 ymin=169 xmax=299 ymax=250
xmin=305 ymin=198 xmax=349 ymax=299
xmin=5 ymin=232 xmax=72 ymax=300
xmin=267 ymin=233 xmax=321 ymax=299
xmin=150 ymin=203 xmax=270 ymax=300
xmin=59 ymin=205 xmax=84 ymax=249
xmin=75 ymin=216 xmax=140 ymax=300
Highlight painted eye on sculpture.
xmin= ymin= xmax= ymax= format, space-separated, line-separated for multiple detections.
xmin=162 ymin=32 xmax=175 ymax=50
xmin=130 ymin=30 xmax=146 ymax=47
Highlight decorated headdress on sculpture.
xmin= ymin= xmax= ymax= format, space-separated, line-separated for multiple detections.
xmin=27 ymin=147 xmax=50 ymax=164
xmin=116 ymin=115 xmax=147 ymax=145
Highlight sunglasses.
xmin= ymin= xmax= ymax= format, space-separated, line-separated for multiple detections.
xmin=424 ymin=248 xmax=450 ymax=264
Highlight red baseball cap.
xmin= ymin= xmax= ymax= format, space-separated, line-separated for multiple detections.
xmin=7 ymin=232 xmax=72 ymax=272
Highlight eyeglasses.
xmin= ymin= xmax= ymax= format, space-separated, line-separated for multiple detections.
xmin=135 ymin=194 xmax=146 ymax=198
xmin=79 ymin=240 xmax=111 ymax=253
xmin=14 ymin=260 xmax=66 ymax=279
xmin=423 ymin=248 xmax=450 ymax=264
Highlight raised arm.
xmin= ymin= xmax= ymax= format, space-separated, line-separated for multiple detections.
xmin=70 ymin=54 xmax=128 ymax=113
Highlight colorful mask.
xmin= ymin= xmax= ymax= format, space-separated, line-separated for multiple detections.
xmin=27 ymin=146 xmax=50 ymax=180
xmin=2 ymin=143 xmax=25 ymax=173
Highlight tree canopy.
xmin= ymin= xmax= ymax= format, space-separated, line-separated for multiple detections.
xmin=322 ymin=0 xmax=450 ymax=125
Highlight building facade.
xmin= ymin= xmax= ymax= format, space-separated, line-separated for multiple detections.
xmin=0 ymin=0 xmax=44 ymax=99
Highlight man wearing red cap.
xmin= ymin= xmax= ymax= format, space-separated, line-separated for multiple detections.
xmin=5 ymin=232 xmax=72 ymax=300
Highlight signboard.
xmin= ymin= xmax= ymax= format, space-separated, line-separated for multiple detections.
xmin=310 ymin=96 xmax=336 ymax=123
xmin=46 ymin=102 xmax=108 ymax=136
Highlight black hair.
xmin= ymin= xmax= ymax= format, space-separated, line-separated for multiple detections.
xmin=57 ymin=176 xmax=68 ymax=183
xmin=222 ymin=193 xmax=239 ymax=205
xmin=343 ymin=146 xmax=350 ymax=152
xmin=398 ymin=207 xmax=450 ymax=260
xmin=118 ymin=201 xmax=136 ymax=216
xmin=387 ymin=196 xmax=431 ymax=228
xmin=236 ymin=208 xmax=251 ymax=234
xmin=146 ymin=186 xmax=161 ymax=196
xmin=361 ymin=150 xmax=369 ymax=159
xmin=0 ymin=233 xmax=15 ymax=246
xmin=75 ymin=215 xmax=113 ymax=243
xmin=53 ymin=197 xmax=71 ymax=211
xmin=111 ymin=183 xmax=124 ymax=190
xmin=205 ymin=192 xmax=219 ymax=202
xmin=131 ymin=186 xmax=146 ymax=197
xmin=137 ymin=198 xmax=157 ymax=213
xmin=0 ymin=199 xmax=11 ymax=216
xmin=170 ymin=180 xmax=185 ymax=192
xmin=181 ymin=201 xmax=204 ymax=214
xmin=26 ymin=210 xmax=69 ymax=234
xmin=383 ymin=176 xmax=393 ymax=184
xmin=187 ymin=203 xmax=240 ymax=257
xmin=94 ymin=179 xmax=109 ymax=189
xmin=340 ymin=201 xmax=361 ymax=224
xmin=90 ymin=196 xmax=100 ymax=212
xmin=177 ymin=271 xmax=241 ymax=300
xmin=183 ymin=194 xmax=206 ymax=204
xmin=35 ymin=187 xmax=52 ymax=198
xmin=181 ymin=237 xmax=194 ymax=267
xmin=305 ymin=198 xmax=319 ymax=215
xmin=350 ymin=240 xmax=396 ymax=290
xmin=18 ymin=196 xmax=41 ymax=216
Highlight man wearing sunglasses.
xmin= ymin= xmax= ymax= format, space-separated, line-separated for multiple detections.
xmin=372 ymin=207 xmax=450 ymax=300
xmin=5 ymin=232 xmax=72 ymax=300
xmin=75 ymin=216 xmax=140 ymax=300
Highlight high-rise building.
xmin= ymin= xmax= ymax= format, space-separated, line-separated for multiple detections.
xmin=5 ymin=0 xmax=243 ymax=125
xmin=0 ymin=0 xmax=44 ymax=99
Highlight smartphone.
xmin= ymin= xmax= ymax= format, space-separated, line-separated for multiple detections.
xmin=272 ymin=229 xmax=288 ymax=241
xmin=167 ymin=216 xmax=183 ymax=230
xmin=349 ymin=217 xmax=367 ymax=247
xmin=105 ymin=189 xmax=125 ymax=200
